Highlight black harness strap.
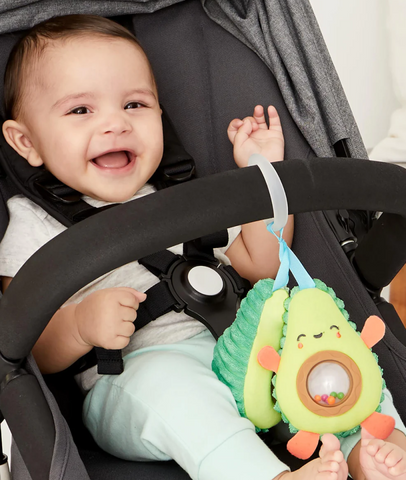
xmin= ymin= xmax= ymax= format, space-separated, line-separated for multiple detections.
xmin=136 ymin=282 xmax=180 ymax=328
xmin=183 ymin=231 xmax=229 ymax=260
xmin=139 ymin=250 xmax=179 ymax=276
xmin=93 ymin=348 xmax=123 ymax=375
xmin=94 ymin=282 xmax=179 ymax=374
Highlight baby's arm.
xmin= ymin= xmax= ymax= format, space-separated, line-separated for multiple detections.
xmin=225 ymin=105 xmax=294 ymax=284
xmin=2 ymin=277 xmax=145 ymax=373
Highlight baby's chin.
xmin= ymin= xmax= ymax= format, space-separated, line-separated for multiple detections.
xmin=85 ymin=187 xmax=138 ymax=203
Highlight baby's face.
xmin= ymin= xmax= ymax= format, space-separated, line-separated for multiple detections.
xmin=19 ymin=37 xmax=163 ymax=202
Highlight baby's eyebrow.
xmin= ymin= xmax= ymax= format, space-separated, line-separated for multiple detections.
xmin=125 ymin=88 xmax=157 ymax=100
xmin=52 ymin=92 xmax=95 ymax=110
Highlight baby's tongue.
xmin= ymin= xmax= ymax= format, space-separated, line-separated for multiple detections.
xmin=94 ymin=151 xmax=128 ymax=168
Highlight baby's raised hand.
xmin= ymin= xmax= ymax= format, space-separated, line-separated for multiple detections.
xmin=73 ymin=287 xmax=146 ymax=350
xmin=228 ymin=105 xmax=284 ymax=168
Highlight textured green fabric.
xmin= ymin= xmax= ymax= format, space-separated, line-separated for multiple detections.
xmin=212 ymin=279 xmax=286 ymax=432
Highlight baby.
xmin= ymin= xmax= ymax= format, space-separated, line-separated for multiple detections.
xmin=1 ymin=14 xmax=406 ymax=480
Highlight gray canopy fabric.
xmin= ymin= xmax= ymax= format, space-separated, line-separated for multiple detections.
xmin=0 ymin=0 xmax=367 ymax=160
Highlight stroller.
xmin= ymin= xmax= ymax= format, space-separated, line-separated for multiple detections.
xmin=0 ymin=1 xmax=406 ymax=479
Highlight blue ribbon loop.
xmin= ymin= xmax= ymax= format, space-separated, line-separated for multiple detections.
xmin=267 ymin=223 xmax=315 ymax=291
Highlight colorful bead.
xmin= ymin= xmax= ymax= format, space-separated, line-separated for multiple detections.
xmin=321 ymin=394 xmax=328 ymax=402
xmin=330 ymin=392 xmax=337 ymax=397
xmin=337 ymin=392 xmax=344 ymax=399
xmin=314 ymin=395 xmax=321 ymax=402
xmin=327 ymin=396 xmax=336 ymax=405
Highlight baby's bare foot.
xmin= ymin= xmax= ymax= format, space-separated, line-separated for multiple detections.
xmin=360 ymin=429 xmax=406 ymax=480
xmin=317 ymin=434 xmax=348 ymax=480
xmin=275 ymin=434 xmax=348 ymax=480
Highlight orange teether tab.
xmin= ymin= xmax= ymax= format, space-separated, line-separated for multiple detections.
xmin=287 ymin=431 xmax=320 ymax=459
xmin=257 ymin=346 xmax=280 ymax=372
xmin=361 ymin=412 xmax=395 ymax=439
xmin=360 ymin=315 xmax=385 ymax=349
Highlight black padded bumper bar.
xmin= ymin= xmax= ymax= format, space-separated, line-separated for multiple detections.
xmin=1 ymin=158 xmax=406 ymax=361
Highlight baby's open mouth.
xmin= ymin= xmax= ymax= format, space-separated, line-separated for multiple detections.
xmin=92 ymin=150 xmax=131 ymax=168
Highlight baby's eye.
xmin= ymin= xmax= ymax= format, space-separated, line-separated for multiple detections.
xmin=125 ymin=102 xmax=144 ymax=110
xmin=69 ymin=106 xmax=90 ymax=115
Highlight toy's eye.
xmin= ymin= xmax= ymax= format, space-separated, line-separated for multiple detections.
xmin=330 ymin=325 xmax=341 ymax=338
xmin=297 ymin=334 xmax=306 ymax=341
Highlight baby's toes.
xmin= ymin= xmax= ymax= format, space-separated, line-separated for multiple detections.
xmin=321 ymin=450 xmax=344 ymax=465
xmin=365 ymin=439 xmax=385 ymax=457
xmin=332 ymin=450 xmax=344 ymax=464
xmin=388 ymin=458 xmax=406 ymax=476
xmin=318 ymin=461 xmax=340 ymax=473
xmin=385 ymin=449 xmax=404 ymax=469
xmin=374 ymin=444 xmax=397 ymax=464
xmin=316 ymin=472 xmax=338 ymax=480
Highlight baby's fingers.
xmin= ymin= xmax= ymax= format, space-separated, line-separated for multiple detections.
xmin=268 ymin=105 xmax=283 ymax=132
xmin=227 ymin=118 xmax=244 ymax=143
xmin=253 ymin=105 xmax=267 ymax=129
xmin=234 ymin=117 xmax=260 ymax=147
xmin=118 ymin=319 xmax=136 ymax=338
xmin=116 ymin=288 xmax=147 ymax=308
xmin=120 ymin=305 xmax=138 ymax=322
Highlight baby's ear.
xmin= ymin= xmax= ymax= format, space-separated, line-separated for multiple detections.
xmin=2 ymin=120 xmax=44 ymax=167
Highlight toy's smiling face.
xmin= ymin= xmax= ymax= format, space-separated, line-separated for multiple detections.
xmin=296 ymin=323 xmax=342 ymax=349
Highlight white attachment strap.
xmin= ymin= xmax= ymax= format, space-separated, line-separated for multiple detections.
xmin=248 ymin=154 xmax=288 ymax=232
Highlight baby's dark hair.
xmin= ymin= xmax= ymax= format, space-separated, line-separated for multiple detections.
xmin=4 ymin=14 xmax=155 ymax=120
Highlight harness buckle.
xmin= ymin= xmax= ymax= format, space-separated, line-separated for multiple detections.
xmin=161 ymin=160 xmax=195 ymax=184
xmin=160 ymin=255 xmax=248 ymax=338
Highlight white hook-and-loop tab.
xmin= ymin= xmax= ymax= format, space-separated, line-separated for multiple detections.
xmin=248 ymin=154 xmax=288 ymax=232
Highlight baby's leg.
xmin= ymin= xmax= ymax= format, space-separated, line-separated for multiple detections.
xmin=83 ymin=330 xmax=289 ymax=480
xmin=359 ymin=429 xmax=406 ymax=480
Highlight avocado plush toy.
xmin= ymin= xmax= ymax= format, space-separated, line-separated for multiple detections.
xmin=212 ymin=228 xmax=395 ymax=460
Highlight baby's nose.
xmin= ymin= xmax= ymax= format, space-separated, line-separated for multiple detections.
xmin=102 ymin=112 xmax=132 ymax=135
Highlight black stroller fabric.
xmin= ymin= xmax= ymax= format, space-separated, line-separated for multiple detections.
xmin=0 ymin=0 xmax=366 ymax=159
xmin=0 ymin=2 xmax=406 ymax=480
